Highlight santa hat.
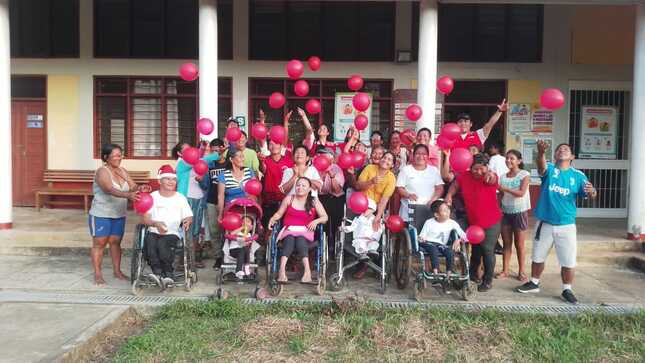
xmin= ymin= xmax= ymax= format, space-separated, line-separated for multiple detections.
xmin=157 ymin=164 xmax=176 ymax=179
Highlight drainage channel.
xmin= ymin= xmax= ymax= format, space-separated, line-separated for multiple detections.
xmin=1 ymin=291 xmax=642 ymax=315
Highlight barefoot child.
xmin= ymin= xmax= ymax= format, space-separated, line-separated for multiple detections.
xmin=418 ymin=200 xmax=466 ymax=276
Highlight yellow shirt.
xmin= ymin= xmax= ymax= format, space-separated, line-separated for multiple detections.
xmin=358 ymin=164 xmax=396 ymax=203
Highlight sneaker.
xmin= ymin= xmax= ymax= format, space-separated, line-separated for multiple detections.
xmin=162 ymin=277 xmax=175 ymax=288
xmin=516 ymin=281 xmax=540 ymax=294
xmin=561 ymin=289 xmax=578 ymax=305
xmin=358 ymin=253 xmax=370 ymax=262
xmin=147 ymin=273 xmax=161 ymax=287
xmin=477 ymin=282 xmax=492 ymax=292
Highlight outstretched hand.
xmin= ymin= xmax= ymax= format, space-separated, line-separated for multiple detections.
xmin=497 ymin=98 xmax=508 ymax=112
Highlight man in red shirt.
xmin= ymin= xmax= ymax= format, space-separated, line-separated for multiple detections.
xmin=452 ymin=99 xmax=508 ymax=150
xmin=261 ymin=139 xmax=294 ymax=230
xmin=445 ymin=153 xmax=501 ymax=292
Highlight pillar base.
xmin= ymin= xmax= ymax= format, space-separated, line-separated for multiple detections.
xmin=627 ymin=232 xmax=644 ymax=241
xmin=0 ymin=222 xmax=12 ymax=230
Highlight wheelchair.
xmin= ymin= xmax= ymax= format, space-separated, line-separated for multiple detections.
xmin=130 ymin=223 xmax=197 ymax=296
xmin=266 ymin=221 xmax=327 ymax=296
xmin=328 ymin=205 xmax=391 ymax=294
xmin=391 ymin=204 xmax=473 ymax=301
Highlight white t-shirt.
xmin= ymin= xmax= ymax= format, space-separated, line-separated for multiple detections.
xmin=488 ymin=154 xmax=509 ymax=178
xmin=396 ymin=164 xmax=444 ymax=221
xmin=418 ymin=218 xmax=466 ymax=246
xmin=187 ymin=168 xmax=204 ymax=199
xmin=148 ymin=191 xmax=194 ymax=237
xmin=500 ymin=169 xmax=531 ymax=214
xmin=280 ymin=166 xmax=322 ymax=197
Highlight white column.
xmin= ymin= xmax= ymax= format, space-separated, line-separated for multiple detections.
xmin=416 ymin=0 xmax=438 ymax=133
xmin=0 ymin=0 xmax=11 ymax=229
xmin=628 ymin=2 xmax=645 ymax=240
xmin=199 ymin=0 xmax=218 ymax=141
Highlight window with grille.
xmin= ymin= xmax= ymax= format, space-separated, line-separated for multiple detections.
xmin=94 ymin=77 xmax=232 ymax=159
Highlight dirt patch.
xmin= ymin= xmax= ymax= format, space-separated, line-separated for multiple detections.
xmin=239 ymin=316 xmax=305 ymax=345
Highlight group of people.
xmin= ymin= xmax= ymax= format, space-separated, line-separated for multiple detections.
xmin=88 ymin=98 xmax=597 ymax=304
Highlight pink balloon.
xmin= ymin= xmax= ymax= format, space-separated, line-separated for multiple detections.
xmin=134 ymin=192 xmax=153 ymax=214
xmin=308 ymin=56 xmax=321 ymax=71
xmin=179 ymin=62 xmax=198 ymax=82
xmin=226 ymin=127 xmax=242 ymax=143
xmin=182 ymin=147 xmax=200 ymax=165
xmin=269 ymin=125 xmax=286 ymax=145
xmin=400 ymin=129 xmax=416 ymax=146
xmin=312 ymin=155 xmax=331 ymax=172
xmin=269 ymin=92 xmax=286 ymax=109
xmin=436 ymin=134 xmax=456 ymax=151
xmin=354 ymin=114 xmax=368 ymax=131
xmin=193 ymin=160 xmax=208 ymax=176
xmin=441 ymin=123 xmax=461 ymax=141
xmin=386 ymin=215 xmax=404 ymax=233
xmin=347 ymin=75 xmax=364 ymax=91
xmin=221 ymin=212 xmax=243 ymax=231
xmin=540 ymin=88 xmax=565 ymax=110
xmin=348 ymin=192 xmax=369 ymax=214
xmin=251 ymin=123 xmax=268 ymax=141
xmin=449 ymin=148 xmax=473 ymax=173
xmin=244 ymin=179 xmax=263 ymax=196
xmin=405 ymin=104 xmax=423 ymax=122
xmin=337 ymin=153 xmax=354 ymax=170
xmin=305 ymin=99 xmax=321 ymax=114
xmin=352 ymin=92 xmax=371 ymax=112
xmin=294 ymin=80 xmax=309 ymax=97
xmin=437 ymin=76 xmax=455 ymax=95
xmin=286 ymin=59 xmax=305 ymax=80
xmin=197 ymin=118 xmax=214 ymax=135
xmin=466 ymin=225 xmax=485 ymax=245
xmin=352 ymin=151 xmax=367 ymax=168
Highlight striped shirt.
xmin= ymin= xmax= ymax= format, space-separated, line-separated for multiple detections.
xmin=217 ymin=168 xmax=255 ymax=205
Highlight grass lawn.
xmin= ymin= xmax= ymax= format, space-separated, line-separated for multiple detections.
xmin=113 ymin=299 xmax=644 ymax=363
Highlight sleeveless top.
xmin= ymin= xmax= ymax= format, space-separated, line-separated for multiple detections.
xmin=89 ymin=166 xmax=130 ymax=218
xmin=283 ymin=203 xmax=315 ymax=228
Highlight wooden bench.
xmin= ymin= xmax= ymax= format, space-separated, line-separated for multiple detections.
xmin=36 ymin=169 xmax=150 ymax=213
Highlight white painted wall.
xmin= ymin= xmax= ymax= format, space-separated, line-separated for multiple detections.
xmin=10 ymin=1 xmax=633 ymax=172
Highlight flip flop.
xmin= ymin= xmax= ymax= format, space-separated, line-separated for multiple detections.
xmin=277 ymin=279 xmax=290 ymax=285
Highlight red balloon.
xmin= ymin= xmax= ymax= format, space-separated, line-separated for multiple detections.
xmin=221 ymin=212 xmax=243 ymax=231
xmin=466 ymin=225 xmax=485 ymax=245
xmin=197 ymin=117 xmax=214 ymax=135
xmin=449 ymin=148 xmax=474 ymax=173
xmin=226 ymin=127 xmax=242 ymax=143
xmin=347 ymin=75 xmax=364 ymax=91
xmin=354 ymin=114 xmax=368 ymax=131
xmin=269 ymin=125 xmax=286 ymax=144
xmin=540 ymin=88 xmax=565 ymax=110
xmin=251 ymin=122 xmax=268 ymax=141
xmin=286 ymin=59 xmax=304 ymax=80
xmin=305 ymin=99 xmax=321 ymax=114
xmin=436 ymin=134 xmax=456 ymax=151
xmin=244 ymin=179 xmax=263 ymax=196
xmin=134 ymin=192 xmax=153 ymax=214
xmin=182 ymin=147 xmax=200 ymax=165
xmin=352 ymin=92 xmax=371 ymax=112
xmin=312 ymin=154 xmax=331 ymax=172
xmin=337 ymin=153 xmax=354 ymax=169
xmin=269 ymin=92 xmax=286 ymax=109
xmin=348 ymin=192 xmax=369 ymax=214
xmin=294 ymin=80 xmax=309 ymax=97
xmin=405 ymin=104 xmax=423 ymax=122
xmin=400 ymin=129 xmax=416 ymax=146
xmin=308 ymin=56 xmax=321 ymax=71
xmin=193 ymin=160 xmax=209 ymax=176
xmin=386 ymin=215 xmax=405 ymax=233
xmin=179 ymin=62 xmax=198 ymax=82
xmin=437 ymin=76 xmax=455 ymax=95
xmin=352 ymin=151 xmax=367 ymax=168
xmin=441 ymin=123 xmax=461 ymax=141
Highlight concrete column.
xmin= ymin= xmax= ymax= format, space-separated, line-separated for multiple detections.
xmin=199 ymin=0 xmax=218 ymax=140
xmin=0 ymin=0 xmax=11 ymax=229
xmin=416 ymin=0 xmax=438 ymax=133
xmin=628 ymin=2 xmax=645 ymax=240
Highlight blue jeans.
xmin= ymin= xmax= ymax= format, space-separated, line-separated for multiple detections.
xmin=420 ymin=242 xmax=454 ymax=271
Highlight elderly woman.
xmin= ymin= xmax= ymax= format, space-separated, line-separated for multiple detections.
xmin=216 ymin=149 xmax=257 ymax=224
xmin=280 ymin=145 xmax=322 ymax=196
xmin=89 ymin=144 xmax=150 ymax=285
xmin=445 ymin=153 xmax=501 ymax=292
xmin=415 ymin=127 xmax=440 ymax=167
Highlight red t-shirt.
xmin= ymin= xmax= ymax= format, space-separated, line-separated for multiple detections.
xmin=457 ymin=171 xmax=501 ymax=228
xmin=262 ymin=155 xmax=294 ymax=203
xmin=452 ymin=130 xmax=484 ymax=150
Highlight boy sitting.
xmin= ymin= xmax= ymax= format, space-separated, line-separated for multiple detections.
xmin=418 ymin=200 xmax=466 ymax=277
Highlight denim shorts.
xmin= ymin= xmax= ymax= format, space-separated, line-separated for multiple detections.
xmin=88 ymin=215 xmax=126 ymax=238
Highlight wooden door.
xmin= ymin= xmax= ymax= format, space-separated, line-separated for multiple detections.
xmin=11 ymin=101 xmax=47 ymax=206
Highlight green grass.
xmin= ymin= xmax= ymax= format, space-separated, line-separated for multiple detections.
xmin=112 ymin=299 xmax=645 ymax=363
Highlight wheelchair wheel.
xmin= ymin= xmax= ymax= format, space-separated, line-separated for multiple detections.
xmin=265 ymin=237 xmax=283 ymax=297
xmin=393 ymin=231 xmax=412 ymax=290
xmin=329 ymin=273 xmax=346 ymax=291
xmin=130 ymin=224 xmax=147 ymax=284
xmin=412 ymin=277 xmax=423 ymax=302
xmin=317 ymin=233 xmax=327 ymax=296
xmin=379 ymin=231 xmax=391 ymax=295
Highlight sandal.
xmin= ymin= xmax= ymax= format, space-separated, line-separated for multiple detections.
xmin=517 ymin=272 xmax=528 ymax=282
xmin=495 ymin=272 xmax=510 ymax=279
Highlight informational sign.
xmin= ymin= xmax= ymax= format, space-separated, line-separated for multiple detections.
xmin=334 ymin=92 xmax=372 ymax=145
xmin=531 ymin=107 xmax=554 ymax=133
xmin=579 ymin=106 xmax=617 ymax=159
xmin=521 ymin=135 xmax=553 ymax=183
xmin=26 ymin=114 xmax=44 ymax=128
xmin=235 ymin=116 xmax=246 ymax=127
xmin=508 ymin=104 xmax=532 ymax=133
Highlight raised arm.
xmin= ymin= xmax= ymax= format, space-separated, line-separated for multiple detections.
xmin=482 ymin=99 xmax=508 ymax=138
xmin=440 ymin=150 xmax=455 ymax=183
xmin=536 ymin=140 xmax=548 ymax=176
xmin=298 ymin=107 xmax=314 ymax=148
xmin=444 ymin=180 xmax=459 ymax=207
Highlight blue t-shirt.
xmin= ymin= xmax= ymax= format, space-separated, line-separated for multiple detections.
xmin=217 ymin=168 xmax=255 ymax=205
xmin=535 ymin=163 xmax=588 ymax=225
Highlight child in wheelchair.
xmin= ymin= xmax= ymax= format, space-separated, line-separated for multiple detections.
xmin=342 ymin=198 xmax=384 ymax=261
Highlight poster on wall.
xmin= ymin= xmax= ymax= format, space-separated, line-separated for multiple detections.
xmin=579 ymin=106 xmax=617 ymax=159
xmin=521 ymin=135 xmax=553 ymax=184
xmin=508 ymin=104 xmax=532 ymax=133
xmin=531 ymin=107 xmax=554 ymax=133
xmin=334 ymin=92 xmax=372 ymax=145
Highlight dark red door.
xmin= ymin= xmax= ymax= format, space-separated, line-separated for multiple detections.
xmin=11 ymin=101 xmax=47 ymax=206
